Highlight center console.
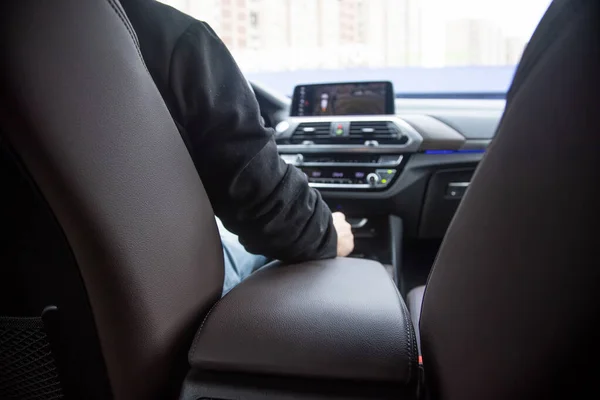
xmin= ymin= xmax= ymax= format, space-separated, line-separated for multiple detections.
xmin=276 ymin=81 xmax=424 ymax=296
xmin=277 ymin=116 xmax=422 ymax=191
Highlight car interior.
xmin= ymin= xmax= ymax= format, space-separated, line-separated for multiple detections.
xmin=1 ymin=0 xmax=599 ymax=399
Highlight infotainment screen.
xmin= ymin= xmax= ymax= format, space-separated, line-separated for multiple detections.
xmin=290 ymin=81 xmax=395 ymax=117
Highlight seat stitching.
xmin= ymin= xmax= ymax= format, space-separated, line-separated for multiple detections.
xmin=389 ymin=274 xmax=414 ymax=384
xmin=104 ymin=0 xmax=148 ymax=74
xmin=189 ymin=300 xmax=220 ymax=359
xmin=404 ymin=290 xmax=418 ymax=383
xmin=400 ymin=289 xmax=414 ymax=384
xmin=110 ymin=0 xmax=140 ymax=48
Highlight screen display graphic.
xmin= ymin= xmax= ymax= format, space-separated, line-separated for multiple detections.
xmin=291 ymin=81 xmax=395 ymax=117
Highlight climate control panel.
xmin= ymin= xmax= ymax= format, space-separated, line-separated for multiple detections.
xmin=280 ymin=152 xmax=403 ymax=190
xmin=300 ymin=167 xmax=398 ymax=190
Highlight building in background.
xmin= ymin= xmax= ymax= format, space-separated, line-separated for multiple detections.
xmin=357 ymin=0 xmax=422 ymax=67
xmin=504 ymin=36 xmax=528 ymax=65
xmin=157 ymin=0 xmax=425 ymax=71
xmin=171 ymin=0 xmax=220 ymax=30
xmin=444 ymin=18 xmax=521 ymax=66
xmin=158 ymin=0 xmax=530 ymax=72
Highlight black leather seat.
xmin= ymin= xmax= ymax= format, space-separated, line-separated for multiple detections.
xmin=410 ymin=1 xmax=600 ymax=398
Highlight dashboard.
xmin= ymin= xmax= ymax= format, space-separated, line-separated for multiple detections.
xmin=251 ymin=80 xmax=503 ymax=248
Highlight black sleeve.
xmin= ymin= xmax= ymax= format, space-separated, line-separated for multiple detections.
xmin=167 ymin=21 xmax=337 ymax=262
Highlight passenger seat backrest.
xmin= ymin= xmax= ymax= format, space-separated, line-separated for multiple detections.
xmin=0 ymin=1 xmax=224 ymax=399
xmin=420 ymin=0 xmax=600 ymax=399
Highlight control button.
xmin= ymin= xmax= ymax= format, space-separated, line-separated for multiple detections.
xmin=445 ymin=182 xmax=469 ymax=199
xmin=376 ymin=168 xmax=397 ymax=176
xmin=366 ymin=173 xmax=380 ymax=186
xmin=376 ymin=169 xmax=397 ymax=186
xmin=331 ymin=122 xmax=348 ymax=137
xmin=446 ymin=187 xmax=464 ymax=199
xmin=378 ymin=155 xmax=403 ymax=166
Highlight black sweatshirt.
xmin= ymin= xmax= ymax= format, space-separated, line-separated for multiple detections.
xmin=120 ymin=0 xmax=337 ymax=262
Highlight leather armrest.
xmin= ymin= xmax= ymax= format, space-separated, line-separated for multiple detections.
xmin=188 ymin=258 xmax=417 ymax=385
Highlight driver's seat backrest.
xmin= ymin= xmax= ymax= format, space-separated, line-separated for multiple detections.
xmin=421 ymin=0 xmax=600 ymax=398
xmin=0 ymin=1 xmax=224 ymax=399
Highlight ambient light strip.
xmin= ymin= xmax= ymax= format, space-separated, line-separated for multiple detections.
xmin=424 ymin=149 xmax=485 ymax=155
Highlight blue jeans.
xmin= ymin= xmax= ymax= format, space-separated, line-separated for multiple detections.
xmin=216 ymin=218 xmax=269 ymax=296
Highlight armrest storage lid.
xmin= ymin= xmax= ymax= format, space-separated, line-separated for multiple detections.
xmin=189 ymin=258 xmax=417 ymax=384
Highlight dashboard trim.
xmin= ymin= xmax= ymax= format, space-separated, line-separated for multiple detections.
xmin=309 ymin=183 xmax=372 ymax=189
xmin=278 ymin=145 xmax=415 ymax=154
xmin=459 ymin=139 xmax=491 ymax=151
xmin=298 ymin=155 xmax=403 ymax=168
xmin=448 ymin=182 xmax=470 ymax=188
xmin=277 ymin=116 xmax=423 ymax=153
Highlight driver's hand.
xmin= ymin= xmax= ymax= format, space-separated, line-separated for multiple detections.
xmin=333 ymin=212 xmax=354 ymax=257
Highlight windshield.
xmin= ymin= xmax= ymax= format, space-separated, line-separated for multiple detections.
xmin=159 ymin=0 xmax=551 ymax=98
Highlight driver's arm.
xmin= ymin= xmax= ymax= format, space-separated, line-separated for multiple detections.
xmin=167 ymin=21 xmax=338 ymax=262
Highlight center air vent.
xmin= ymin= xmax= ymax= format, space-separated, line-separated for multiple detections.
xmin=283 ymin=120 xmax=410 ymax=145
xmin=348 ymin=121 xmax=404 ymax=144
xmin=290 ymin=122 xmax=332 ymax=144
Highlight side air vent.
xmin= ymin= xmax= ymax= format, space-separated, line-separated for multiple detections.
xmin=290 ymin=122 xmax=332 ymax=144
xmin=348 ymin=121 xmax=407 ymax=144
